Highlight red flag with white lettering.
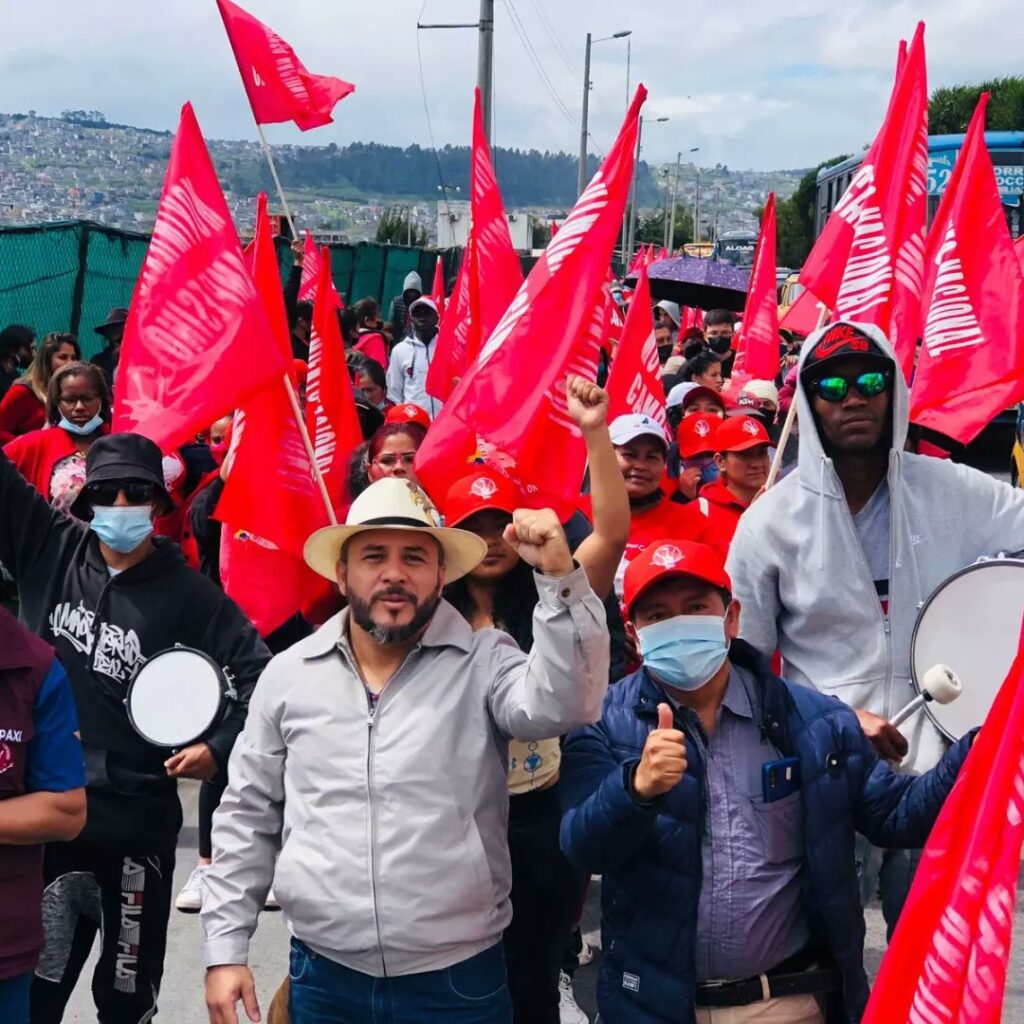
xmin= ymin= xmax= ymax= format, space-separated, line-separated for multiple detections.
xmin=112 ymin=103 xmax=288 ymax=449
xmin=305 ymin=247 xmax=361 ymax=504
xmin=216 ymin=0 xmax=354 ymax=131
xmin=605 ymin=267 xmax=666 ymax=428
xmin=732 ymin=193 xmax=780 ymax=382
xmin=416 ymin=86 xmax=647 ymax=518
xmin=799 ymin=24 xmax=927 ymax=380
xmin=297 ymin=229 xmax=343 ymax=309
xmin=910 ymin=94 xmax=1024 ymax=445
xmin=864 ymin=620 xmax=1024 ymax=1024
xmin=431 ymin=255 xmax=446 ymax=321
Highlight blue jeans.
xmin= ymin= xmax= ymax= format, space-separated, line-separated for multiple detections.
xmin=0 ymin=971 xmax=31 ymax=1024
xmin=287 ymin=940 xmax=513 ymax=1024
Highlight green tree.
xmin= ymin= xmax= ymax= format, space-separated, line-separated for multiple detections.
xmin=771 ymin=154 xmax=851 ymax=267
xmin=376 ymin=208 xmax=427 ymax=247
xmin=929 ymin=77 xmax=1024 ymax=134
xmin=634 ymin=204 xmax=694 ymax=248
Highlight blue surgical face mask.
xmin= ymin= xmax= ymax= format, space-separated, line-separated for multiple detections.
xmin=683 ymin=457 xmax=719 ymax=486
xmin=637 ymin=614 xmax=730 ymax=692
xmin=59 ymin=413 xmax=104 ymax=437
xmin=89 ymin=505 xmax=154 ymax=554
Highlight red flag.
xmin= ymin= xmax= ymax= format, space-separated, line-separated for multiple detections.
xmin=416 ymin=86 xmax=647 ymax=519
xmin=655 ymin=247 xmax=668 ymax=262
xmin=779 ymin=287 xmax=826 ymax=335
xmin=910 ymin=94 xmax=1024 ymax=445
xmin=298 ymin=230 xmax=343 ymax=309
xmin=1014 ymin=236 xmax=1024 ymax=275
xmin=864 ymin=621 xmax=1024 ymax=1024
xmin=431 ymin=254 xmax=446 ymax=321
xmin=605 ymin=268 xmax=666 ymax=428
xmin=425 ymin=88 xmax=522 ymax=401
xmin=305 ymin=247 xmax=361 ymax=504
xmin=426 ymin=237 xmax=473 ymax=402
xmin=680 ymin=306 xmax=704 ymax=332
xmin=799 ymin=24 xmax=927 ymax=379
xmin=216 ymin=0 xmax=354 ymax=131
xmin=112 ymin=103 xmax=288 ymax=449
xmin=732 ymin=193 xmax=780 ymax=381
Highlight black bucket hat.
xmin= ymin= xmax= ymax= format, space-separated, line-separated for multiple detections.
xmin=70 ymin=433 xmax=174 ymax=521
xmin=94 ymin=307 xmax=129 ymax=337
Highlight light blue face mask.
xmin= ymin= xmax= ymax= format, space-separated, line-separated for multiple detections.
xmin=637 ymin=614 xmax=730 ymax=692
xmin=59 ymin=414 xmax=104 ymax=437
xmin=89 ymin=505 xmax=154 ymax=554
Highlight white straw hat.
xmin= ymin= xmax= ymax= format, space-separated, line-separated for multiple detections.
xmin=303 ymin=478 xmax=488 ymax=582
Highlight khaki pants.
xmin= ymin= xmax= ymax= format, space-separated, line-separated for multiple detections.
xmin=695 ymin=994 xmax=824 ymax=1023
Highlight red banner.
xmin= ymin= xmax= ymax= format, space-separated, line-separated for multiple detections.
xmin=112 ymin=103 xmax=288 ymax=449
xmin=733 ymin=192 xmax=780 ymax=381
xmin=431 ymin=254 xmax=446 ymax=321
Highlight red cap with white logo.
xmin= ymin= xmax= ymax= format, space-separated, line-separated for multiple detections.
xmin=623 ymin=540 xmax=732 ymax=618
xmin=676 ymin=413 xmax=721 ymax=459
xmin=385 ymin=403 xmax=431 ymax=429
xmin=443 ymin=471 xmax=523 ymax=528
xmin=714 ymin=415 xmax=771 ymax=453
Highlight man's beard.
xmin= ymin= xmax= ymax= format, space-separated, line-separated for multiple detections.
xmin=349 ymin=586 xmax=441 ymax=645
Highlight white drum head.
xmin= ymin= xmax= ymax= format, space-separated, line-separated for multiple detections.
xmin=912 ymin=561 xmax=1024 ymax=740
xmin=127 ymin=648 xmax=223 ymax=747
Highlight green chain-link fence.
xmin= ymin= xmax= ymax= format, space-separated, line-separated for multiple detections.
xmin=0 ymin=220 xmax=464 ymax=360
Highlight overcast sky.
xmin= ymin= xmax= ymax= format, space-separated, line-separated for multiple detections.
xmin=1 ymin=0 xmax=1020 ymax=171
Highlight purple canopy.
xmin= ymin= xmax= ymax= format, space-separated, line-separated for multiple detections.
xmin=626 ymin=256 xmax=750 ymax=313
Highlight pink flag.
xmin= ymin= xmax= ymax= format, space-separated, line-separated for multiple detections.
xmin=732 ymin=193 xmax=780 ymax=381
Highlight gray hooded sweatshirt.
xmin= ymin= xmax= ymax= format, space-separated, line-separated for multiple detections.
xmin=727 ymin=321 xmax=1024 ymax=775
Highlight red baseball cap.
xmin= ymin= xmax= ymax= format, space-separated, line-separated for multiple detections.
xmin=680 ymin=385 xmax=726 ymax=414
xmin=385 ymin=403 xmax=431 ymax=429
xmin=443 ymin=470 xmax=522 ymax=528
xmin=676 ymin=413 xmax=721 ymax=459
xmin=624 ymin=540 xmax=732 ymax=618
xmin=714 ymin=415 xmax=771 ymax=453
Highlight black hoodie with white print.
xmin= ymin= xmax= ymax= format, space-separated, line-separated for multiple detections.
xmin=0 ymin=451 xmax=270 ymax=845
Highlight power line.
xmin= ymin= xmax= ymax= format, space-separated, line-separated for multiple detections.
xmin=415 ymin=0 xmax=454 ymax=224
xmin=526 ymin=0 xmax=577 ymax=78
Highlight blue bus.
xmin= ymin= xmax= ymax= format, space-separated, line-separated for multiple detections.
xmin=814 ymin=131 xmax=1024 ymax=239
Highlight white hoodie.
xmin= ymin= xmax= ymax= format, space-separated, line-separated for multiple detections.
xmin=727 ymin=321 xmax=1024 ymax=775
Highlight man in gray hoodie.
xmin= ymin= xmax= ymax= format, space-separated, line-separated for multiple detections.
xmin=727 ymin=319 xmax=1024 ymax=935
xmin=386 ymin=270 xmax=423 ymax=339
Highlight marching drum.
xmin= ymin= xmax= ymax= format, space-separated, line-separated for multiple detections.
xmin=125 ymin=645 xmax=237 ymax=749
xmin=910 ymin=559 xmax=1024 ymax=741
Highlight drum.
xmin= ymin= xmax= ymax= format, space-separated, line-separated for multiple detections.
xmin=125 ymin=645 xmax=237 ymax=748
xmin=911 ymin=559 xmax=1024 ymax=740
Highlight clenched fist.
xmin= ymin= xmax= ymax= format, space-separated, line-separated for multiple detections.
xmin=633 ymin=703 xmax=688 ymax=800
xmin=503 ymin=508 xmax=575 ymax=578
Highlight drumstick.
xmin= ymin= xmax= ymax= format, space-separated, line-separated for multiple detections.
xmin=890 ymin=665 xmax=962 ymax=727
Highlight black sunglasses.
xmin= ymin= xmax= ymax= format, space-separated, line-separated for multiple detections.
xmin=84 ymin=479 xmax=159 ymax=507
xmin=811 ymin=370 xmax=892 ymax=403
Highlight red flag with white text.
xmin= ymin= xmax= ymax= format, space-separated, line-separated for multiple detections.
xmin=910 ymin=94 xmax=1024 ymax=445
xmin=416 ymin=86 xmax=647 ymax=518
xmin=732 ymin=193 xmax=780 ymax=382
xmin=863 ymin=621 xmax=1024 ymax=1024
xmin=605 ymin=267 xmax=666 ymax=428
xmin=799 ymin=24 xmax=927 ymax=379
xmin=298 ymin=229 xmax=343 ymax=309
xmin=305 ymin=247 xmax=361 ymax=504
xmin=112 ymin=103 xmax=288 ymax=449
xmin=216 ymin=0 xmax=354 ymax=131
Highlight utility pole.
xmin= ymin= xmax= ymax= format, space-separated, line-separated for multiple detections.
xmin=694 ymin=171 xmax=701 ymax=246
xmin=668 ymin=151 xmax=682 ymax=251
xmin=478 ymin=0 xmax=494 ymax=146
xmin=626 ymin=116 xmax=643 ymax=266
xmin=662 ymin=171 xmax=672 ymax=248
xmin=577 ymin=33 xmax=592 ymax=198
xmin=712 ymin=184 xmax=721 ymax=245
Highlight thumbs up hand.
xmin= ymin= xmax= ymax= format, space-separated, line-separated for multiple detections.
xmin=633 ymin=703 xmax=688 ymax=801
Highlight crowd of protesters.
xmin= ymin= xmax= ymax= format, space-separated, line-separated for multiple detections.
xmin=2 ymin=259 xmax=1024 ymax=1024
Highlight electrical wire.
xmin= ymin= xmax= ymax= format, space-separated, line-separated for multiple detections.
xmin=527 ymin=0 xmax=577 ymax=77
xmin=415 ymin=0 xmax=454 ymax=225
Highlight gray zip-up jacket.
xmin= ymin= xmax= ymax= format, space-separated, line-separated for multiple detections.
xmin=201 ymin=565 xmax=608 ymax=975
xmin=727 ymin=322 xmax=1024 ymax=776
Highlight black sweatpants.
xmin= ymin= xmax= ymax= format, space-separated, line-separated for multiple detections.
xmin=502 ymin=783 xmax=583 ymax=1024
xmin=30 ymin=836 xmax=176 ymax=1024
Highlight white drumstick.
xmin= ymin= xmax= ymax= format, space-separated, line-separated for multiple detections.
xmin=890 ymin=664 xmax=962 ymax=728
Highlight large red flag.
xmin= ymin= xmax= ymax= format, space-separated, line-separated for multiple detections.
xmin=1014 ymin=235 xmax=1024 ymax=274
xmin=779 ymin=286 xmax=826 ymax=336
xmin=605 ymin=267 xmax=666 ymax=428
xmin=416 ymin=86 xmax=647 ymax=518
xmin=799 ymin=24 xmax=927 ymax=379
xmin=113 ymin=103 xmax=288 ymax=449
xmin=910 ymin=94 xmax=1024 ymax=445
xmin=732 ymin=193 xmax=780 ymax=382
xmin=305 ymin=247 xmax=361 ymax=505
xmin=431 ymin=254 xmax=446 ymax=321
xmin=216 ymin=0 xmax=354 ymax=131
xmin=864 ymin=621 xmax=1024 ymax=1024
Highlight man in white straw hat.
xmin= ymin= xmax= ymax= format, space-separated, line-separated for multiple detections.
xmin=202 ymin=477 xmax=610 ymax=1024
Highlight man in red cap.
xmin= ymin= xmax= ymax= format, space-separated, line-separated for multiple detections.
xmin=679 ymin=415 xmax=771 ymax=557
xmin=559 ymin=540 xmax=975 ymax=1024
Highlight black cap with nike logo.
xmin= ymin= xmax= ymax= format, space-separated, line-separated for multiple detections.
xmin=801 ymin=320 xmax=893 ymax=379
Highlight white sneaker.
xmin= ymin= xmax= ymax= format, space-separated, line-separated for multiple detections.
xmin=559 ymin=971 xmax=589 ymax=1024
xmin=264 ymin=885 xmax=280 ymax=911
xmin=576 ymin=937 xmax=595 ymax=967
xmin=174 ymin=865 xmax=208 ymax=913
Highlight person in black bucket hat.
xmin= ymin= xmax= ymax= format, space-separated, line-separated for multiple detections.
xmin=0 ymin=433 xmax=270 ymax=1023
xmin=90 ymin=307 xmax=128 ymax=390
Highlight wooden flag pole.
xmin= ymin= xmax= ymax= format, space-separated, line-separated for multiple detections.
xmin=256 ymin=124 xmax=298 ymax=240
xmin=282 ymin=374 xmax=338 ymax=526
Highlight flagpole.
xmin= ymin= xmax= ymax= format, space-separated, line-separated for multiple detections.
xmin=256 ymin=124 xmax=298 ymax=240
xmin=281 ymin=374 xmax=338 ymax=526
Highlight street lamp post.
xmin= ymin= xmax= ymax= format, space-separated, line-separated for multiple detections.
xmin=668 ymin=147 xmax=699 ymax=253
xmin=626 ymin=115 xmax=668 ymax=266
xmin=577 ymin=30 xmax=631 ymax=198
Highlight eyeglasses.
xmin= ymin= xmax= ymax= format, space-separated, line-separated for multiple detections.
xmin=372 ymin=452 xmax=417 ymax=469
xmin=84 ymin=479 xmax=158 ymax=506
xmin=58 ymin=393 xmax=99 ymax=408
xmin=811 ymin=370 xmax=891 ymax=403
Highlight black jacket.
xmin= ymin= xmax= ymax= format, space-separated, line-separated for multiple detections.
xmin=0 ymin=451 xmax=271 ymax=845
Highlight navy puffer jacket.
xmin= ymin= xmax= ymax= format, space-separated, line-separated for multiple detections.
xmin=559 ymin=641 xmax=972 ymax=1024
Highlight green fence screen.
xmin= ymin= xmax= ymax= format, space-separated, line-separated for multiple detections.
xmin=0 ymin=220 xmax=464 ymax=360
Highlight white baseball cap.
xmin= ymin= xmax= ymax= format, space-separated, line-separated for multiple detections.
xmin=666 ymin=382 xmax=699 ymax=409
xmin=408 ymin=296 xmax=439 ymax=316
xmin=609 ymin=413 xmax=669 ymax=449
